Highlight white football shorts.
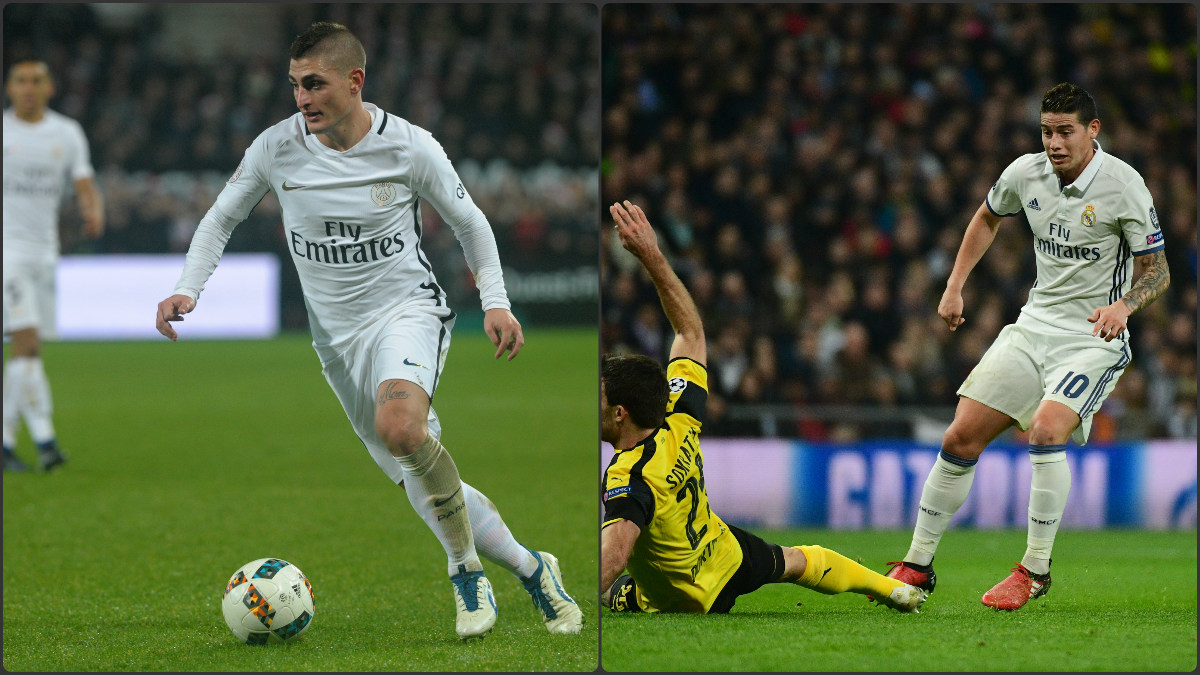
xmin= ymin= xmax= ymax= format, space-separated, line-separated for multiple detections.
xmin=2 ymin=259 xmax=57 ymax=339
xmin=318 ymin=301 xmax=456 ymax=484
xmin=957 ymin=314 xmax=1131 ymax=445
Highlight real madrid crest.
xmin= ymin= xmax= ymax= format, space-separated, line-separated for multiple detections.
xmin=371 ymin=182 xmax=397 ymax=207
xmin=1081 ymin=203 xmax=1096 ymax=228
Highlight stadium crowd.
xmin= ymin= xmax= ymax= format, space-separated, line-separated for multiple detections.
xmin=601 ymin=4 xmax=1197 ymax=441
xmin=5 ymin=3 xmax=598 ymax=327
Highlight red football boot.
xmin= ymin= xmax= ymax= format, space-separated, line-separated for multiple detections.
xmin=884 ymin=560 xmax=936 ymax=592
xmin=867 ymin=560 xmax=936 ymax=603
xmin=981 ymin=562 xmax=1051 ymax=610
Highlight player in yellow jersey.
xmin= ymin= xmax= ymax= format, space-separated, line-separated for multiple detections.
xmin=600 ymin=200 xmax=928 ymax=614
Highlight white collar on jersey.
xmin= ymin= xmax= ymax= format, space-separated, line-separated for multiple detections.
xmin=1045 ymin=139 xmax=1106 ymax=193
xmin=364 ymin=102 xmax=391 ymax=135
xmin=304 ymin=102 xmax=388 ymax=153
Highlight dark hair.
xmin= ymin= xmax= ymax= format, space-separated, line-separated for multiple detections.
xmin=289 ymin=21 xmax=366 ymax=73
xmin=602 ymin=354 xmax=669 ymax=429
xmin=5 ymin=58 xmax=50 ymax=82
xmin=1040 ymin=82 xmax=1099 ymax=125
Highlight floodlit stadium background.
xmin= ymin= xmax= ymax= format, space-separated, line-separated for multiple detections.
xmin=600 ymin=4 xmax=1196 ymax=530
xmin=4 ymin=3 xmax=599 ymax=336
xmin=2 ymin=7 xmax=601 ymax=669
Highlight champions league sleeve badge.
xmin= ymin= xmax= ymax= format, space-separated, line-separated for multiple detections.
xmin=669 ymin=376 xmax=687 ymax=394
xmin=371 ymin=182 xmax=397 ymax=207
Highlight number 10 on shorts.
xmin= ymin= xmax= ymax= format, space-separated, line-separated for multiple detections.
xmin=1051 ymin=371 xmax=1091 ymax=398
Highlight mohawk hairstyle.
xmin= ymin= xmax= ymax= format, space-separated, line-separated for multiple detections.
xmin=289 ymin=21 xmax=366 ymax=74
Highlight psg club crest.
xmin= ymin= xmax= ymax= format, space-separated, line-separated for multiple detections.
xmin=371 ymin=182 xmax=397 ymax=207
xmin=1081 ymin=204 xmax=1096 ymax=228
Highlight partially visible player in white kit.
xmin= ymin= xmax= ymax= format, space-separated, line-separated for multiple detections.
xmin=154 ymin=22 xmax=581 ymax=639
xmin=880 ymin=82 xmax=1171 ymax=610
xmin=3 ymin=59 xmax=105 ymax=473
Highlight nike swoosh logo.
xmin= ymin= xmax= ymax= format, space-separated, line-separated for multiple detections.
xmin=819 ymin=567 xmax=832 ymax=583
xmin=433 ymin=487 xmax=462 ymax=508
xmin=281 ymin=181 xmax=307 ymax=191
xmin=403 ymin=358 xmax=427 ymax=369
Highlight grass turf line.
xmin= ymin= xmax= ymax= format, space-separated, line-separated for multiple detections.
xmin=2 ymin=330 xmax=598 ymax=672
xmin=600 ymin=527 xmax=1196 ymax=672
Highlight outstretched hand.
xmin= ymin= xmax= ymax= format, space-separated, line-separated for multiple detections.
xmin=484 ymin=307 xmax=524 ymax=360
xmin=156 ymin=294 xmax=196 ymax=341
xmin=609 ymin=201 xmax=661 ymax=261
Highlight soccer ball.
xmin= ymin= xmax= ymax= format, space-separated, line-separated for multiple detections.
xmin=221 ymin=558 xmax=315 ymax=644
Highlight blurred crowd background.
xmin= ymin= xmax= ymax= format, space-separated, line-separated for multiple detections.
xmin=602 ymin=4 xmax=1197 ymax=441
xmin=4 ymin=3 xmax=599 ymax=327
xmin=5 ymin=3 xmax=1197 ymax=441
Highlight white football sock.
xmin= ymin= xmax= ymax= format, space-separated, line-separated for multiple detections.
xmin=462 ymin=481 xmax=540 ymax=579
xmin=1023 ymin=445 xmax=1070 ymax=576
xmin=2 ymin=358 xmax=22 ymax=448
xmin=906 ymin=450 xmax=977 ymax=566
xmin=19 ymin=356 xmax=56 ymax=444
xmin=396 ymin=434 xmax=482 ymax=577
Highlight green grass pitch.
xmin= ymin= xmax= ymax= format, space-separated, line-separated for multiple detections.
xmin=2 ymin=328 xmax=598 ymax=672
xmin=601 ymin=527 xmax=1196 ymax=672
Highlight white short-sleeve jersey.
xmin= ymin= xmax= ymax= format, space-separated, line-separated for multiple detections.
xmin=2 ymin=108 xmax=95 ymax=264
xmin=173 ymin=103 xmax=510 ymax=351
xmin=985 ymin=140 xmax=1165 ymax=336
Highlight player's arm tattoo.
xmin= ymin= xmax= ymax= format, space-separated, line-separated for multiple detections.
xmin=376 ymin=381 xmax=411 ymax=406
xmin=1120 ymin=250 xmax=1170 ymax=314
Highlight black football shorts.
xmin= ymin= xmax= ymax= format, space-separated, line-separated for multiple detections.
xmin=708 ymin=524 xmax=785 ymax=614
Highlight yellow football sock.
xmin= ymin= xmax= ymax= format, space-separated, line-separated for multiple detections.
xmin=794 ymin=545 xmax=904 ymax=597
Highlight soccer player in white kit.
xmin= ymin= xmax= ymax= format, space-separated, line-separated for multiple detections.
xmin=3 ymin=59 xmax=105 ymax=473
xmin=154 ymin=22 xmax=581 ymax=639
xmin=880 ymin=83 xmax=1171 ymax=610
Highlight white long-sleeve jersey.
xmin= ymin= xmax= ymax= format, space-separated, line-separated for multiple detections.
xmin=173 ymin=103 xmax=510 ymax=351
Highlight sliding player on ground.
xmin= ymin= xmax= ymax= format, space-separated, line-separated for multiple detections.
xmin=601 ymin=200 xmax=927 ymax=615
